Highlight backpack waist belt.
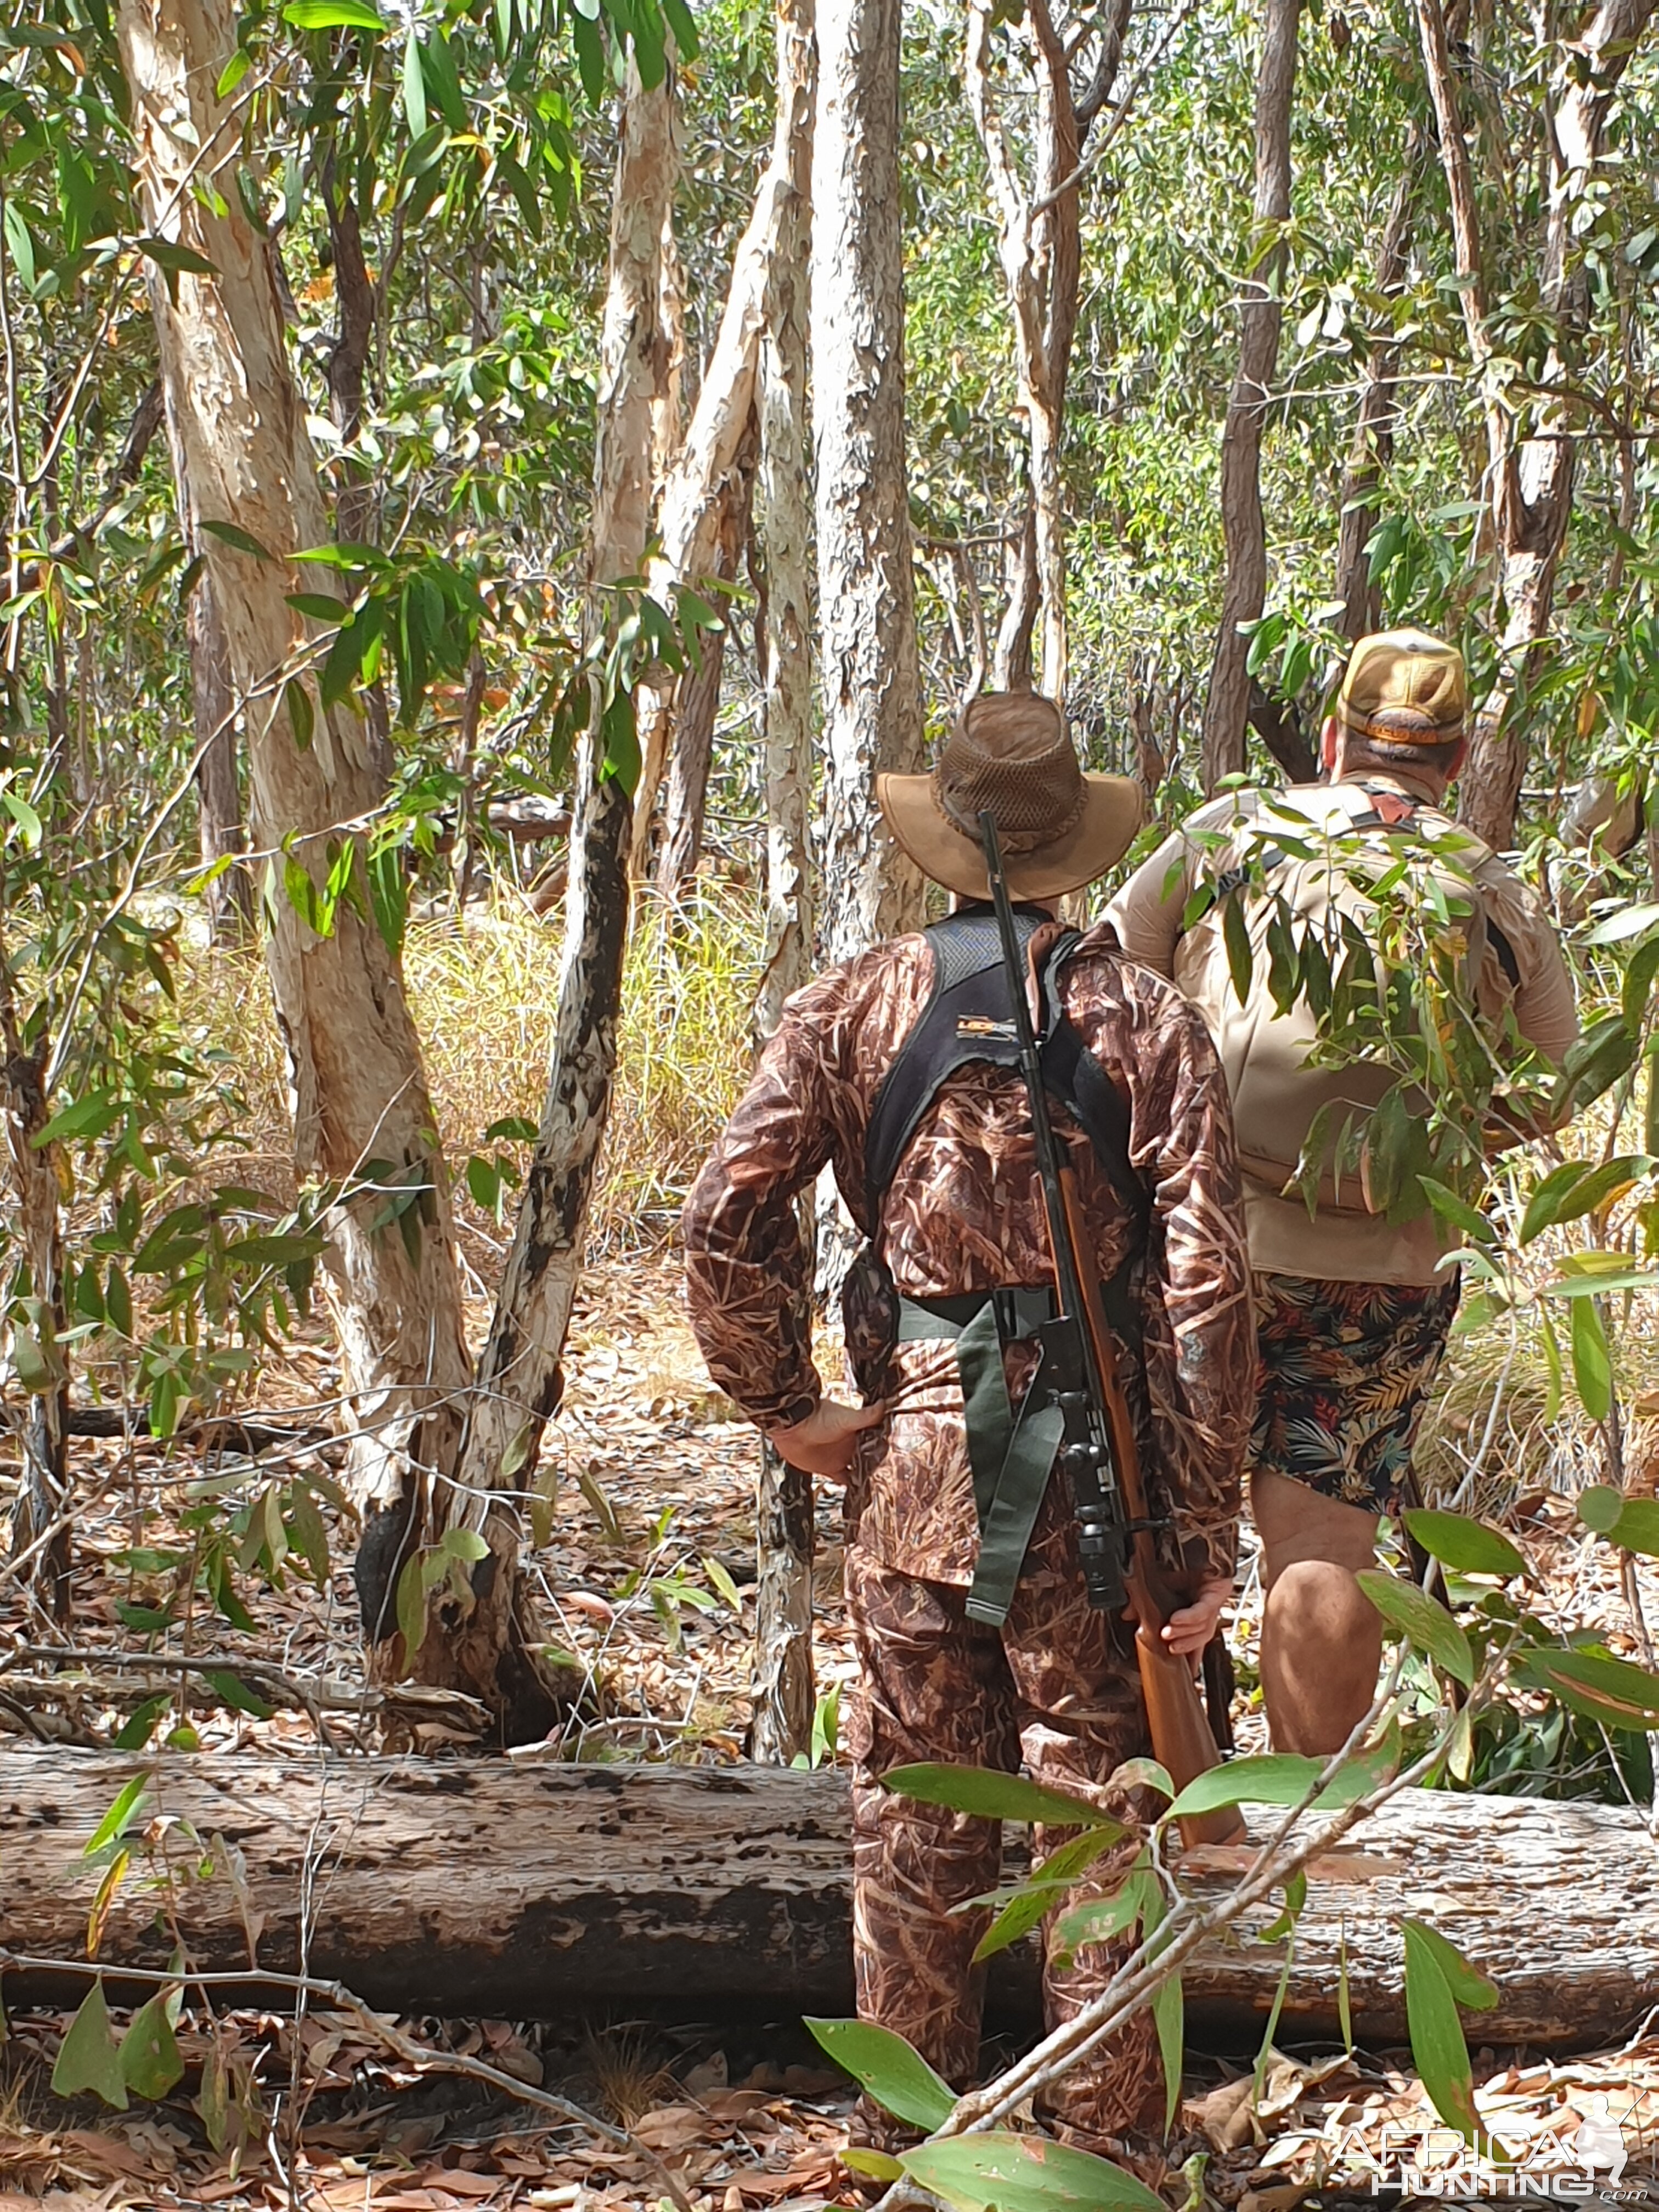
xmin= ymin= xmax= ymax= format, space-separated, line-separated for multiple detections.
xmin=896 ymin=1286 xmax=1064 ymax=1630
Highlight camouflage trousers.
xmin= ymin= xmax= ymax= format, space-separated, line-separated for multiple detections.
xmin=843 ymin=1498 xmax=1163 ymax=2152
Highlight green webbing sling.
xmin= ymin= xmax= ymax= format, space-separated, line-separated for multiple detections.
xmin=896 ymin=1289 xmax=1065 ymax=1628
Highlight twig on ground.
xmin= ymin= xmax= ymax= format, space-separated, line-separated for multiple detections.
xmin=0 ymin=1950 xmax=697 ymax=2212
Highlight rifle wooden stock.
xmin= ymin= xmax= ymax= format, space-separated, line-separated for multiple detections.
xmin=1056 ymin=1167 xmax=1243 ymax=1850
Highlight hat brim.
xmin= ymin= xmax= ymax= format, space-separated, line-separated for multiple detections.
xmin=876 ymin=771 xmax=1144 ymax=901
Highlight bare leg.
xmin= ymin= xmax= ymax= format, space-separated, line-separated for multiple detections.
xmin=1251 ymin=1470 xmax=1383 ymax=1755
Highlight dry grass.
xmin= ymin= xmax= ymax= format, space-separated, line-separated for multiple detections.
xmin=171 ymin=874 xmax=765 ymax=1252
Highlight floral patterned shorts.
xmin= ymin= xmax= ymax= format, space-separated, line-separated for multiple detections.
xmin=1250 ymin=1271 xmax=1462 ymax=1514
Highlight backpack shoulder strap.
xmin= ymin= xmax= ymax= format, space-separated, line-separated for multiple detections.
xmin=862 ymin=907 xmax=1041 ymax=1222
xmin=864 ymin=913 xmax=1153 ymax=1250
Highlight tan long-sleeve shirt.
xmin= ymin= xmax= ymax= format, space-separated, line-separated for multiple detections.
xmin=1108 ymin=775 xmax=1579 ymax=1285
xmin=681 ymin=921 xmax=1256 ymax=1590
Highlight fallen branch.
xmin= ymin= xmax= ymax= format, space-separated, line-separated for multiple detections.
xmin=0 ymin=1950 xmax=696 ymax=2212
xmin=0 ymin=1646 xmax=488 ymax=1732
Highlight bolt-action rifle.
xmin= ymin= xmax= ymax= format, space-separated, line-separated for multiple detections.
xmin=978 ymin=811 xmax=1242 ymax=1849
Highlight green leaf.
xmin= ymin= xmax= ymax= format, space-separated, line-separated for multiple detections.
xmin=396 ymin=1551 xmax=427 ymax=1658
xmin=880 ymin=1764 xmax=1113 ymax=1829
xmin=4 ymin=200 xmax=39 ymax=295
xmin=120 ymin=1992 xmax=184 ymax=2097
xmin=1222 ymin=891 xmax=1253 ymax=1005
xmin=841 ymin=2148 xmax=905 ymax=2182
xmin=1577 ymin=1489 xmax=1659 ymax=1558
xmin=216 ymin=48 xmax=252 ymax=95
xmin=1403 ymin=1918 xmax=1497 ymax=2012
xmin=660 ymin=0 xmax=698 ymax=58
xmin=112 ymin=1696 xmax=170 ymax=1752
xmin=286 ymin=591 xmax=346 ymax=625
xmin=1401 ymin=1920 xmax=1483 ymax=2145
xmin=1051 ymin=1864 xmax=1152 ymax=1958
xmin=201 ymin=1668 xmax=272 ymax=1718
xmin=1 ymin=789 xmax=43 ymax=848
xmin=136 ymin=235 xmax=216 ymax=279
xmin=282 ymin=0 xmax=386 ymax=26
xmin=1568 ymin=1294 xmax=1612 ymax=1423
xmin=400 ymin=30 xmax=428 ymax=136
xmin=900 ymin=2131 xmax=1166 ymax=2212
xmin=1418 ymin=1180 xmax=1494 ymax=1246
xmin=51 ymin=1981 xmax=127 ymax=2109
xmin=1166 ymin=1753 xmax=1321 ymax=1819
xmin=1357 ymin=1570 xmax=1474 ymax=1686
xmin=201 ymin=517 xmax=275 ymax=562
xmin=33 ymin=1086 xmax=119 ymax=1146
xmin=703 ymin=1554 xmax=743 ymax=1611
xmin=969 ymin=1827 xmax=1127 ymax=1963
xmin=1152 ymin=1956 xmax=1183 ymax=2137
xmin=1400 ymin=1510 xmax=1526 ymax=1581
xmin=1509 ymin=1645 xmax=1659 ymax=1731
xmin=85 ymin=1775 xmax=149 ymax=1858
xmin=803 ymin=2018 xmax=954 ymax=2131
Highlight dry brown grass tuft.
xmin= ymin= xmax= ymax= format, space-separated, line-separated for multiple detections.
xmin=171 ymin=876 xmax=765 ymax=1255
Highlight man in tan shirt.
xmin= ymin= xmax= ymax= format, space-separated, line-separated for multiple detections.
xmin=1110 ymin=630 xmax=1577 ymax=1753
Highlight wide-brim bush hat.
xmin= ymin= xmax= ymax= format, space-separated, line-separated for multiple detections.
xmin=877 ymin=691 xmax=1143 ymax=902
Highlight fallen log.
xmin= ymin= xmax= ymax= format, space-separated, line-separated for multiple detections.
xmin=2 ymin=1751 xmax=1651 ymax=2047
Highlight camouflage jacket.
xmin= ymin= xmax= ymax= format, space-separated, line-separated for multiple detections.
xmin=681 ymin=921 xmax=1255 ymax=1591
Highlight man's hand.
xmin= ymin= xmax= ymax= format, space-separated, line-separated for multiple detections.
xmin=1158 ymin=1576 xmax=1233 ymax=1658
xmin=766 ymin=1398 xmax=885 ymax=1483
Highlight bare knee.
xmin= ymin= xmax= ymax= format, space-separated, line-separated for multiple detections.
xmin=1260 ymin=1559 xmax=1382 ymax=1755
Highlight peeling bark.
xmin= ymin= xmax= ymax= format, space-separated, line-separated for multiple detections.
xmin=749 ymin=0 xmax=819 ymax=1765
xmin=657 ymin=460 xmax=751 ymax=900
xmin=1199 ymin=0 xmax=1301 ymax=792
xmin=812 ymin=0 xmax=924 ymax=959
xmin=117 ymin=0 xmax=566 ymax=1734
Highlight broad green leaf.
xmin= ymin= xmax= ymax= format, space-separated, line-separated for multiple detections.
xmin=1402 ymin=1918 xmax=1497 ymax=2012
xmin=1222 ymin=891 xmax=1253 ymax=1005
xmin=1519 ymin=1161 xmax=1592 ymax=1246
xmin=201 ymin=1668 xmax=272 ymax=1718
xmin=216 ymin=48 xmax=251 ymax=95
xmin=112 ymin=1696 xmax=170 ymax=1752
xmin=401 ymin=30 xmax=428 ymax=136
xmin=120 ymin=1992 xmax=184 ymax=2097
xmin=52 ymin=1980 xmax=127 ymax=2108
xmin=395 ymin=1551 xmax=427 ymax=1659
xmin=880 ymin=1764 xmax=1112 ymax=1828
xmin=33 ymin=1086 xmax=119 ymax=1147
xmin=1401 ymin=1509 xmax=1526 ymax=1580
xmin=1108 ymin=1756 xmax=1174 ymax=1801
xmin=1357 ymin=1571 xmax=1474 ymax=1686
xmin=1051 ymin=1861 xmax=1153 ymax=1959
xmin=442 ymin=1526 xmax=490 ymax=1563
xmin=201 ymin=517 xmax=275 ymax=562
xmin=803 ymin=2018 xmax=954 ymax=2130
xmin=1401 ymin=1921 xmax=1483 ymax=2145
xmin=900 ymin=2130 xmax=1165 ymax=2212
xmin=702 ymin=1554 xmax=743 ymax=1611
xmin=840 ymin=2149 xmax=904 ymax=2182
xmin=136 ymin=236 xmax=216 ymax=279
xmin=1 ymin=789 xmax=43 ymax=848
xmin=1166 ymin=1752 xmax=1323 ymax=1819
xmin=85 ymin=1775 xmax=149 ymax=1859
xmin=970 ymin=1827 xmax=1126 ymax=1963
xmin=1577 ymin=1489 xmax=1659 ymax=1558
xmin=1418 ymin=1179 xmax=1494 ymax=1246
xmin=1568 ymin=1294 xmax=1612 ymax=1423
xmin=1510 ymin=1646 xmax=1659 ymax=1731
xmin=1587 ymin=900 xmax=1659 ymax=944
xmin=283 ymin=0 xmax=386 ymax=26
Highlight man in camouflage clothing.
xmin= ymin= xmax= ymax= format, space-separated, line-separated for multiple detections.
xmin=682 ymin=694 xmax=1255 ymax=2149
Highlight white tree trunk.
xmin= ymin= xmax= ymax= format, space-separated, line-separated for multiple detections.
xmin=811 ymin=0 xmax=924 ymax=960
xmin=749 ymin=0 xmax=820 ymax=1767
xmin=117 ymin=0 xmax=476 ymax=1573
xmin=1199 ymin=0 xmax=1301 ymax=792
xmin=454 ymin=65 xmax=678 ymax=1531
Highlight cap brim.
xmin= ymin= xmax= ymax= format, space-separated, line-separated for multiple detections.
xmin=876 ymin=771 xmax=1144 ymax=901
